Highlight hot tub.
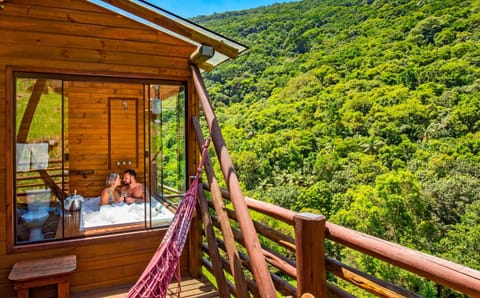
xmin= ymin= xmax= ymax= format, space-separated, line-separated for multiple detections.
xmin=79 ymin=198 xmax=175 ymax=231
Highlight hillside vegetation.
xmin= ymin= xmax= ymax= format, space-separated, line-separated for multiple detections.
xmin=194 ymin=0 xmax=479 ymax=295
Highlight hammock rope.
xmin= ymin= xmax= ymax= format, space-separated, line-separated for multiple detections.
xmin=126 ymin=138 xmax=211 ymax=298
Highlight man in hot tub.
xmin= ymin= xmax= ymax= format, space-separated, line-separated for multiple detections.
xmin=121 ymin=169 xmax=145 ymax=204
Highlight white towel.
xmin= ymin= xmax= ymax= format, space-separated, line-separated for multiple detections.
xmin=30 ymin=143 xmax=49 ymax=170
xmin=16 ymin=143 xmax=31 ymax=172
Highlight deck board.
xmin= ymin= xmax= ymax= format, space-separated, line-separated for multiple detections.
xmin=72 ymin=275 xmax=219 ymax=298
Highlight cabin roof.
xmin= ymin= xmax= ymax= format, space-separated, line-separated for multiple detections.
xmin=88 ymin=0 xmax=248 ymax=69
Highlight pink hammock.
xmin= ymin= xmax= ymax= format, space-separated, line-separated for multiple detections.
xmin=126 ymin=138 xmax=211 ymax=298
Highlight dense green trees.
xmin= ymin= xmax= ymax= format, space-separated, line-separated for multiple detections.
xmin=194 ymin=0 xmax=480 ymax=295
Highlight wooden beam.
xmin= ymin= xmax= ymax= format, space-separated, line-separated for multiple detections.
xmin=201 ymin=253 xmax=236 ymax=296
xmin=188 ymin=204 xmax=203 ymax=278
xmin=326 ymin=256 xmax=421 ymax=298
xmin=197 ymin=62 xmax=214 ymax=72
xmin=192 ymin=116 xmax=249 ymax=297
xmin=190 ymin=45 xmax=215 ymax=65
xmin=99 ymin=0 xmax=240 ymax=59
xmin=191 ymin=64 xmax=277 ymax=297
xmin=207 ymin=185 xmax=296 ymax=224
xmin=38 ymin=170 xmax=68 ymax=200
xmin=17 ymin=79 xmax=46 ymax=143
xmin=325 ymin=222 xmax=480 ymax=297
xmin=189 ymin=45 xmax=215 ymax=71
xmin=327 ymin=283 xmax=356 ymax=298
xmin=218 ymin=216 xmax=298 ymax=279
xmin=214 ymin=237 xmax=297 ymax=297
xmin=197 ymin=183 xmax=230 ymax=297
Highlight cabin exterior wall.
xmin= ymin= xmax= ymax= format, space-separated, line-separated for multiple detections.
xmin=0 ymin=0 xmax=199 ymax=296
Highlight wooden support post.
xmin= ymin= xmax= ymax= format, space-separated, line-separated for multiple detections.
xmin=197 ymin=183 xmax=231 ymax=297
xmin=191 ymin=64 xmax=277 ymax=298
xmin=188 ymin=198 xmax=203 ymax=278
xmin=190 ymin=44 xmax=215 ymax=71
xmin=192 ymin=117 xmax=249 ymax=297
xmin=295 ymin=213 xmax=327 ymax=298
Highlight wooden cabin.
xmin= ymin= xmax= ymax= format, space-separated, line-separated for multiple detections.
xmin=0 ymin=0 xmax=248 ymax=296
xmin=2 ymin=1 xmax=480 ymax=298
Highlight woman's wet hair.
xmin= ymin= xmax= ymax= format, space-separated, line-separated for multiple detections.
xmin=106 ymin=172 xmax=119 ymax=186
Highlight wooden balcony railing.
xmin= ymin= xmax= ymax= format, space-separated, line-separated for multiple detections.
xmin=191 ymin=64 xmax=480 ymax=297
xmin=198 ymin=184 xmax=480 ymax=297
xmin=15 ymin=159 xmax=68 ymax=200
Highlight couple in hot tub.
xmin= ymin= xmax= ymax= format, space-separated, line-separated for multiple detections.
xmin=100 ymin=169 xmax=145 ymax=206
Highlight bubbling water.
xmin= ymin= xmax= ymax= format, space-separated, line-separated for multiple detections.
xmin=81 ymin=201 xmax=174 ymax=229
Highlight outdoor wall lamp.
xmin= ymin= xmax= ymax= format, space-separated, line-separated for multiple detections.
xmin=151 ymin=85 xmax=161 ymax=123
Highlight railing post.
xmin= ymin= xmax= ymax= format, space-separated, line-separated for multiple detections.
xmin=188 ymin=197 xmax=203 ymax=278
xmin=295 ymin=213 xmax=327 ymax=298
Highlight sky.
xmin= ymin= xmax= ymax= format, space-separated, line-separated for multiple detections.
xmin=148 ymin=0 xmax=298 ymax=18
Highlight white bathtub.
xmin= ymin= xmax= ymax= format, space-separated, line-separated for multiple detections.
xmin=79 ymin=198 xmax=174 ymax=231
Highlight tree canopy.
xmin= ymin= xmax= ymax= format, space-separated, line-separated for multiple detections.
xmin=193 ymin=1 xmax=480 ymax=295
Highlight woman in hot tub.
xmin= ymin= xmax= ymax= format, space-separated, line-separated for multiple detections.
xmin=100 ymin=173 xmax=125 ymax=206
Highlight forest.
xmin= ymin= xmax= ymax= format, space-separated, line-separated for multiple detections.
xmin=192 ymin=0 xmax=480 ymax=296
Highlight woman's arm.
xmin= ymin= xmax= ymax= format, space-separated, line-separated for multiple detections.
xmin=113 ymin=190 xmax=123 ymax=203
xmin=100 ymin=189 xmax=109 ymax=206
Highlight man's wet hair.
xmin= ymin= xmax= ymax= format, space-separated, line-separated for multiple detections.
xmin=124 ymin=169 xmax=137 ymax=178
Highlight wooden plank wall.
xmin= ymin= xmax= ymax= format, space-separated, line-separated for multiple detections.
xmin=0 ymin=0 xmax=196 ymax=296
xmin=65 ymin=81 xmax=145 ymax=197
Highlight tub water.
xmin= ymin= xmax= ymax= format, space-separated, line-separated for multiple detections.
xmin=80 ymin=198 xmax=174 ymax=230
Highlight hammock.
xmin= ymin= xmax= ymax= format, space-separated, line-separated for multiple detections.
xmin=126 ymin=138 xmax=211 ymax=298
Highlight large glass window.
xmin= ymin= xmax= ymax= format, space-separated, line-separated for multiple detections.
xmin=13 ymin=73 xmax=186 ymax=245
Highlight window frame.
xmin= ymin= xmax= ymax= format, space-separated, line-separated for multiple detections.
xmin=6 ymin=66 xmax=189 ymax=253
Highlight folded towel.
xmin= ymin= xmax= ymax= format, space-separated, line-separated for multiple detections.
xmin=16 ymin=143 xmax=31 ymax=172
xmin=31 ymin=143 xmax=49 ymax=170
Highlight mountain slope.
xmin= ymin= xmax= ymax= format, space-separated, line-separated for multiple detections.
xmin=194 ymin=1 xmax=480 ymax=293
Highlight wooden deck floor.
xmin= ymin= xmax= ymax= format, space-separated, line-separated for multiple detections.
xmin=72 ymin=275 xmax=219 ymax=298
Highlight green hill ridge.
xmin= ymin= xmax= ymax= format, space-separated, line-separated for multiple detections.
xmin=194 ymin=1 xmax=479 ymax=295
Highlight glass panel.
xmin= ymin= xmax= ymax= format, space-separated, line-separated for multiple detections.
xmin=15 ymin=78 xmax=63 ymax=244
xmin=13 ymin=75 xmax=185 ymax=244
xmin=149 ymin=84 xmax=186 ymax=228
xmin=64 ymin=80 xmax=148 ymax=236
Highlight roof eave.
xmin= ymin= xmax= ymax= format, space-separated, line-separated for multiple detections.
xmin=88 ymin=0 xmax=248 ymax=70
